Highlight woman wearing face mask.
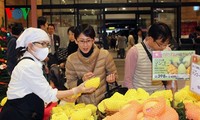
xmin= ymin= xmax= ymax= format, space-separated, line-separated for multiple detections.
xmin=0 ymin=28 xmax=95 ymax=120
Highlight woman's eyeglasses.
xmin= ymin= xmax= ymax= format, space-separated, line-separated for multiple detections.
xmin=77 ymin=39 xmax=93 ymax=45
xmin=155 ymin=41 xmax=168 ymax=48
xmin=32 ymin=42 xmax=51 ymax=48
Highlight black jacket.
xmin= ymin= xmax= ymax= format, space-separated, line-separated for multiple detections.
xmin=7 ymin=36 xmax=18 ymax=74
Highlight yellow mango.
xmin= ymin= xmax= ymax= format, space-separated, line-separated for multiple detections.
xmin=85 ymin=104 xmax=97 ymax=114
xmin=0 ymin=97 xmax=7 ymax=106
xmin=70 ymin=108 xmax=92 ymax=120
xmin=51 ymin=112 xmax=68 ymax=120
xmin=98 ymin=99 xmax=107 ymax=113
xmin=85 ymin=77 xmax=100 ymax=88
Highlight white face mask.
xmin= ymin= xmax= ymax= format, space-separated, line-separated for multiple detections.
xmin=32 ymin=46 xmax=49 ymax=61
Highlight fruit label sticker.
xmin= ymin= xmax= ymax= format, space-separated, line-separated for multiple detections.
xmin=190 ymin=55 xmax=200 ymax=95
xmin=152 ymin=51 xmax=195 ymax=80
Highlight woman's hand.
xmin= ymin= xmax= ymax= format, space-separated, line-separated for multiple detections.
xmin=106 ymin=73 xmax=116 ymax=83
xmin=61 ymin=97 xmax=76 ymax=102
xmin=82 ymin=72 xmax=95 ymax=81
xmin=76 ymin=83 xmax=96 ymax=94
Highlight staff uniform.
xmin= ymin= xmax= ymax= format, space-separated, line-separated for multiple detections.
xmin=0 ymin=52 xmax=58 ymax=120
xmin=0 ymin=28 xmax=58 ymax=120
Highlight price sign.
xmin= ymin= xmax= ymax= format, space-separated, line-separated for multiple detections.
xmin=152 ymin=51 xmax=195 ymax=80
xmin=190 ymin=55 xmax=200 ymax=95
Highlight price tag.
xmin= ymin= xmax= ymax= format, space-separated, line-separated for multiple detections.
xmin=190 ymin=55 xmax=200 ymax=95
xmin=152 ymin=51 xmax=195 ymax=80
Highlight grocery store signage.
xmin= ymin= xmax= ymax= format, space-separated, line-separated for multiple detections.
xmin=190 ymin=55 xmax=200 ymax=95
xmin=5 ymin=8 xmax=30 ymax=20
xmin=152 ymin=51 xmax=195 ymax=80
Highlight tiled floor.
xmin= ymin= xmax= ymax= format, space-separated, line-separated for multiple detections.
xmin=108 ymin=49 xmax=186 ymax=90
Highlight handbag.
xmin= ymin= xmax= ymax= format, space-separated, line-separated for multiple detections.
xmin=105 ymin=81 xmax=128 ymax=98
xmin=55 ymin=48 xmax=68 ymax=62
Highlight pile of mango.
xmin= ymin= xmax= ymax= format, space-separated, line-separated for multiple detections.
xmin=51 ymin=103 xmax=97 ymax=120
xmin=167 ymin=55 xmax=191 ymax=75
xmin=98 ymin=88 xmax=173 ymax=113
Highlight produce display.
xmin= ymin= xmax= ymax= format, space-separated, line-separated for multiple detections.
xmin=51 ymin=103 xmax=97 ymax=120
xmin=103 ymin=97 xmax=178 ymax=120
xmin=1 ymin=85 xmax=200 ymax=120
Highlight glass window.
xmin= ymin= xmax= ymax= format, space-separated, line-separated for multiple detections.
xmin=153 ymin=8 xmax=177 ymax=38
xmin=156 ymin=0 xmax=179 ymax=2
xmin=102 ymin=0 xmax=127 ymax=3
xmin=75 ymin=0 xmax=101 ymax=4
xmin=181 ymin=6 xmax=199 ymax=37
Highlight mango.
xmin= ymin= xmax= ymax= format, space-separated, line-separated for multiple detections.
xmin=172 ymin=57 xmax=181 ymax=67
xmin=178 ymin=63 xmax=187 ymax=74
xmin=51 ymin=112 xmax=68 ymax=120
xmin=0 ymin=97 xmax=7 ymax=106
xmin=182 ymin=55 xmax=192 ymax=68
xmin=85 ymin=77 xmax=100 ymax=88
xmin=70 ymin=108 xmax=92 ymax=120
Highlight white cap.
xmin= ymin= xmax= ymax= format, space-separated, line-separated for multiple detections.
xmin=16 ymin=27 xmax=50 ymax=49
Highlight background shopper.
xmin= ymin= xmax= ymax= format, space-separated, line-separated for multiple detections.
xmin=123 ymin=22 xmax=173 ymax=94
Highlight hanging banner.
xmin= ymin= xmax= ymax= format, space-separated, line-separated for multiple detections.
xmin=152 ymin=51 xmax=195 ymax=80
xmin=190 ymin=55 xmax=200 ymax=95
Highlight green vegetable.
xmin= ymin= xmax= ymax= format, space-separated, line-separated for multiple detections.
xmin=175 ymin=102 xmax=187 ymax=120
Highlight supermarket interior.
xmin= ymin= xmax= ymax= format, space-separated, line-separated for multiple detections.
xmin=0 ymin=0 xmax=200 ymax=120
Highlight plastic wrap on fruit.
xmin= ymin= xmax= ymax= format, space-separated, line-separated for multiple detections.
xmin=150 ymin=90 xmax=173 ymax=101
xmin=85 ymin=77 xmax=100 ymax=88
xmin=70 ymin=108 xmax=92 ymax=120
xmin=51 ymin=112 xmax=68 ymax=120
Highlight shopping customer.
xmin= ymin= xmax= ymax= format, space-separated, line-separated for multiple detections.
xmin=0 ymin=28 xmax=94 ymax=120
xmin=65 ymin=24 xmax=118 ymax=105
xmin=6 ymin=22 xmax=24 ymax=75
xmin=123 ymin=22 xmax=173 ymax=94
xmin=67 ymin=26 xmax=78 ymax=56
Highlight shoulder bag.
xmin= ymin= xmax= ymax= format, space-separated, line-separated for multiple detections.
xmin=141 ymin=42 xmax=167 ymax=86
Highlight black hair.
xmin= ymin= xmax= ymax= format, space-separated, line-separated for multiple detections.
xmin=129 ymin=29 xmax=135 ymax=36
xmin=37 ymin=16 xmax=47 ymax=28
xmin=67 ymin=26 xmax=75 ymax=34
xmin=136 ymin=28 xmax=142 ymax=33
xmin=11 ymin=22 xmax=24 ymax=35
xmin=147 ymin=22 xmax=172 ymax=43
xmin=74 ymin=24 xmax=95 ymax=40
xmin=48 ymin=23 xmax=55 ymax=29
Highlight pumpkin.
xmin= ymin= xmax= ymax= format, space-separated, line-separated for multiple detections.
xmin=185 ymin=102 xmax=200 ymax=120
xmin=159 ymin=106 xmax=179 ymax=120
xmin=104 ymin=100 xmax=142 ymax=120
xmin=143 ymin=97 xmax=166 ymax=117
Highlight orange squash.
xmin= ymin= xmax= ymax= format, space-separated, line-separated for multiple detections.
xmin=143 ymin=97 xmax=166 ymax=117
xmin=159 ymin=106 xmax=179 ymax=120
xmin=104 ymin=100 xmax=142 ymax=120
xmin=185 ymin=102 xmax=200 ymax=120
